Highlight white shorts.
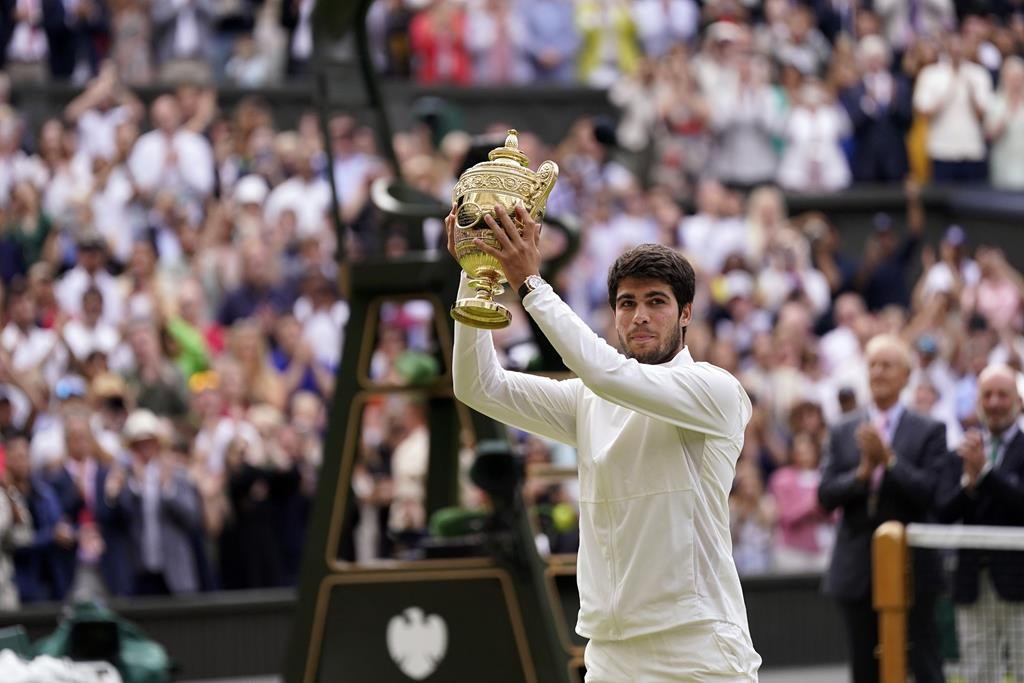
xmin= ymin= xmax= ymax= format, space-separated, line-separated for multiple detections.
xmin=583 ymin=620 xmax=760 ymax=682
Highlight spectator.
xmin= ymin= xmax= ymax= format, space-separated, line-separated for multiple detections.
xmin=88 ymin=372 xmax=131 ymax=457
xmin=769 ymin=431 xmax=834 ymax=573
xmin=409 ymin=0 xmax=471 ymax=85
xmin=219 ymin=404 xmax=298 ymax=589
xmin=678 ymin=179 xmax=745 ymax=276
xmin=963 ymin=247 xmax=1024 ymax=334
xmin=280 ymin=0 xmax=316 ymax=77
xmin=742 ymin=186 xmax=789 ymax=268
xmin=218 ymin=240 xmax=293 ymax=328
xmin=521 ymin=0 xmax=578 ymax=84
xmin=874 ymin=0 xmax=954 ymax=56
xmin=329 ymin=116 xmax=385 ymax=228
xmin=777 ymin=79 xmax=852 ymax=193
xmin=0 ymin=110 xmax=47 ymax=210
xmin=774 ymin=5 xmax=831 ymax=78
xmin=840 ymin=35 xmax=913 ymax=183
xmin=90 ymin=119 xmax=142 ymax=266
xmin=293 ymin=271 xmax=347 ymax=370
xmin=0 ymin=0 xmax=52 ymax=82
xmin=0 ymin=475 xmax=29 ymax=609
xmin=127 ymin=95 xmax=215 ymax=201
xmin=631 ymin=0 xmax=698 ymax=59
xmin=6 ymin=434 xmax=68 ymax=603
xmin=61 ymin=287 xmax=121 ymax=365
xmin=985 ymin=55 xmax=1024 ymax=191
xmin=2 ymin=279 xmax=68 ymax=416
xmin=856 ymin=186 xmax=925 ymax=312
xmin=226 ymin=319 xmax=286 ymax=410
xmin=609 ymin=58 xmax=664 ymax=157
xmin=2 ymin=182 xmax=54 ymax=284
xmin=914 ymin=224 xmax=979 ymax=309
xmin=757 ymin=227 xmax=832 ymax=318
xmin=263 ymin=139 xmax=330 ymax=239
xmin=108 ymin=0 xmax=153 ymax=85
xmin=709 ymin=51 xmax=780 ymax=189
xmin=819 ymin=334 xmax=946 ymax=683
xmin=225 ymin=34 xmax=272 ymax=87
xmin=151 ymin=0 xmax=215 ymax=82
xmin=935 ymin=364 xmax=1024 ymax=683
xmin=35 ymin=118 xmax=90 ymax=231
xmin=801 ymin=213 xmax=860 ymax=299
xmin=730 ymin=460 xmax=776 ymax=575
xmin=386 ymin=397 xmax=429 ymax=554
xmin=208 ymin=0 xmax=259 ymax=81
xmin=466 ymin=0 xmax=530 ymax=84
xmin=575 ymin=0 xmax=641 ymax=88
xmin=109 ymin=409 xmax=201 ymax=595
xmin=815 ymin=0 xmax=858 ymax=44
xmin=914 ymin=33 xmax=993 ymax=183
xmin=366 ymin=0 xmax=413 ymax=78
xmin=123 ymin=321 xmax=190 ymax=422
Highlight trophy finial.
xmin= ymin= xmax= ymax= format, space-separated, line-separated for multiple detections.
xmin=488 ymin=129 xmax=529 ymax=167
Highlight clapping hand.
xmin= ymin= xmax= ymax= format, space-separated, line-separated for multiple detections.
xmin=855 ymin=423 xmax=888 ymax=478
xmin=958 ymin=429 xmax=986 ymax=484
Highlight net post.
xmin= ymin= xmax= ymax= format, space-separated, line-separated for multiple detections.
xmin=873 ymin=521 xmax=909 ymax=683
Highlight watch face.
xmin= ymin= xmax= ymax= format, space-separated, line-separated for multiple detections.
xmin=527 ymin=276 xmax=543 ymax=290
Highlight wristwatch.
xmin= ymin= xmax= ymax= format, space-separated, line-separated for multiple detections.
xmin=518 ymin=274 xmax=545 ymax=300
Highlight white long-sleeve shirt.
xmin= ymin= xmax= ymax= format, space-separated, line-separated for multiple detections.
xmin=128 ymin=129 xmax=214 ymax=198
xmin=914 ymin=60 xmax=992 ymax=162
xmin=452 ymin=276 xmax=755 ymax=642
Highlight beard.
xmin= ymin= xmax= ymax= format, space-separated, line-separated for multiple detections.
xmin=620 ymin=325 xmax=683 ymax=365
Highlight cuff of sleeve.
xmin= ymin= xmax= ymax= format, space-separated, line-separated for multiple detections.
xmin=976 ymin=462 xmax=994 ymax=485
xmin=520 ymin=281 xmax=553 ymax=310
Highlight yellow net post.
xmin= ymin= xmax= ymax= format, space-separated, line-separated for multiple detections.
xmin=873 ymin=521 xmax=910 ymax=683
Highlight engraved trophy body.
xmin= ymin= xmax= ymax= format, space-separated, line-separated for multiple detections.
xmin=450 ymin=130 xmax=559 ymax=329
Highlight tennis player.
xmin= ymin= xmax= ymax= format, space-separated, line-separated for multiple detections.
xmin=449 ymin=204 xmax=760 ymax=681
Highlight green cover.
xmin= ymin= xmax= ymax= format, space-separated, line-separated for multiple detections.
xmin=32 ymin=602 xmax=171 ymax=683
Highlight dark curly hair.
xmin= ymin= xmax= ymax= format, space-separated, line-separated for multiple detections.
xmin=607 ymin=244 xmax=696 ymax=315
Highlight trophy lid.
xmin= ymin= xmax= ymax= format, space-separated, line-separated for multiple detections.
xmin=486 ymin=130 xmax=530 ymax=168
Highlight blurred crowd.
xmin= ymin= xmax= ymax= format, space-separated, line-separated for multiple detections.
xmin=374 ymin=0 xmax=1024 ymax=191
xmin=0 ymin=71 xmax=380 ymax=603
xmin=1 ymin=0 xmax=1024 ymax=608
xmin=0 ymin=0 xmax=324 ymax=86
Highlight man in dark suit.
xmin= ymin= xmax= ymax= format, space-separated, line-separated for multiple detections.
xmin=935 ymin=364 xmax=1024 ymax=683
xmin=43 ymin=412 xmax=134 ymax=598
xmin=6 ymin=434 xmax=71 ymax=602
xmin=839 ymin=35 xmax=913 ymax=183
xmin=103 ymin=409 xmax=201 ymax=596
xmin=819 ymin=333 xmax=947 ymax=683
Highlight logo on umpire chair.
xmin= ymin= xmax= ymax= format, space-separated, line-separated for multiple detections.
xmin=386 ymin=607 xmax=448 ymax=680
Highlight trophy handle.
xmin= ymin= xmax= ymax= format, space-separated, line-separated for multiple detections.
xmin=530 ymin=161 xmax=560 ymax=221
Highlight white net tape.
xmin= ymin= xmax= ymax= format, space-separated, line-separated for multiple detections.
xmin=906 ymin=524 xmax=1024 ymax=551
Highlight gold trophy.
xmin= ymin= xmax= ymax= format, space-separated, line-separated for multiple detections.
xmin=450 ymin=129 xmax=559 ymax=329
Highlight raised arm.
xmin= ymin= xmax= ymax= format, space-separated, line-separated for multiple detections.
xmin=453 ymin=276 xmax=579 ymax=446
xmin=470 ymin=203 xmax=750 ymax=439
xmin=523 ymin=283 xmax=749 ymax=439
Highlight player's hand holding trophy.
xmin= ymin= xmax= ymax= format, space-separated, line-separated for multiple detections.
xmin=449 ymin=130 xmax=559 ymax=329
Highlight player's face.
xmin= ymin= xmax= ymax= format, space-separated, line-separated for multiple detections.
xmin=614 ymin=277 xmax=691 ymax=365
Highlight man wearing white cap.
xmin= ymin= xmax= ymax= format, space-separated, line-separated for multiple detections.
xmin=105 ymin=409 xmax=201 ymax=595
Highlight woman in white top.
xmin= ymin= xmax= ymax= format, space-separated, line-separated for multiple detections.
xmin=986 ymin=56 xmax=1024 ymax=191
xmin=777 ymin=79 xmax=852 ymax=193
